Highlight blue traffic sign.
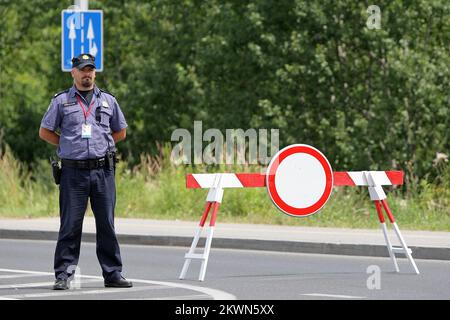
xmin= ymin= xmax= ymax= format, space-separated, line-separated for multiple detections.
xmin=61 ymin=10 xmax=103 ymax=71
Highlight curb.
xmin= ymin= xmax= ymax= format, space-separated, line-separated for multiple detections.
xmin=1 ymin=229 xmax=449 ymax=261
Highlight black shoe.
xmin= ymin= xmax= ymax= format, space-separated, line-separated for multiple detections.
xmin=53 ymin=278 xmax=69 ymax=290
xmin=104 ymin=276 xmax=133 ymax=288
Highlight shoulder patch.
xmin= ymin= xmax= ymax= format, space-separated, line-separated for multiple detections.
xmin=53 ymin=89 xmax=69 ymax=99
xmin=99 ymin=89 xmax=115 ymax=98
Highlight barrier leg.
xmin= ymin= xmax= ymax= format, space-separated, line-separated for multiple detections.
xmin=198 ymin=202 xmax=220 ymax=281
xmin=381 ymin=200 xmax=420 ymax=275
xmin=374 ymin=200 xmax=399 ymax=272
xmin=179 ymin=202 xmax=212 ymax=280
xmin=179 ymin=201 xmax=221 ymax=281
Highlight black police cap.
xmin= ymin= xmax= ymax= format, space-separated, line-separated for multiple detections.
xmin=72 ymin=53 xmax=96 ymax=69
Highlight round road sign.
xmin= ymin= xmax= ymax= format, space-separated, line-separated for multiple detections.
xmin=266 ymin=144 xmax=333 ymax=217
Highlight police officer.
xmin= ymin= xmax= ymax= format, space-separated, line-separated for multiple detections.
xmin=39 ymin=53 xmax=132 ymax=290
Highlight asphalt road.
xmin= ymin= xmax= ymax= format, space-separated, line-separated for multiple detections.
xmin=0 ymin=239 xmax=449 ymax=300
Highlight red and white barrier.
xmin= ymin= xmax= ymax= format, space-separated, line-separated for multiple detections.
xmin=179 ymin=145 xmax=419 ymax=281
xmin=186 ymin=171 xmax=404 ymax=189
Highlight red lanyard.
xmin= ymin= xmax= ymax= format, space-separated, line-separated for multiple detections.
xmin=76 ymin=95 xmax=95 ymax=121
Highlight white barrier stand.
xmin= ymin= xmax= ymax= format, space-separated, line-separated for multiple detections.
xmin=179 ymin=174 xmax=223 ymax=281
xmin=365 ymin=171 xmax=420 ymax=274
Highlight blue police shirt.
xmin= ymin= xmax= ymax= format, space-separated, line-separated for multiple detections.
xmin=40 ymin=85 xmax=128 ymax=160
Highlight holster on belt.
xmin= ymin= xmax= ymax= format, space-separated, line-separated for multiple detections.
xmin=50 ymin=157 xmax=62 ymax=185
xmin=106 ymin=151 xmax=119 ymax=168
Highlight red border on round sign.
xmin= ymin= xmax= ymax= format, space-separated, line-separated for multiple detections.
xmin=266 ymin=144 xmax=334 ymax=217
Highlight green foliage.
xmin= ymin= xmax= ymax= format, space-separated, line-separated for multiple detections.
xmin=0 ymin=144 xmax=448 ymax=230
xmin=0 ymin=144 xmax=58 ymax=217
xmin=0 ymin=0 xmax=448 ymax=187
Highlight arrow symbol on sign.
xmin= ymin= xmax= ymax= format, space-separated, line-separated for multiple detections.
xmin=87 ymin=19 xmax=97 ymax=56
xmin=69 ymin=19 xmax=76 ymax=60
xmin=90 ymin=42 xmax=98 ymax=57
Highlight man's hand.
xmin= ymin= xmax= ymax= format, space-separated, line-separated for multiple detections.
xmin=39 ymin=127 xmax=60 ymax=146
xmin=112 ymin=128 xmax=126 ymax=143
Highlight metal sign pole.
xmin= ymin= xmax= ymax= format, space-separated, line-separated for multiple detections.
xmin=75 ymin=0 xmax=88 ymax=11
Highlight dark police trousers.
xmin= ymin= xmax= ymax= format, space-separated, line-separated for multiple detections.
xmin=54 ymin=165 xmax=122 ymax=282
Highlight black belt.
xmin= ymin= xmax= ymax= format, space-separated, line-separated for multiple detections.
xmin=62 ymin=157 xmax=107 ymax=169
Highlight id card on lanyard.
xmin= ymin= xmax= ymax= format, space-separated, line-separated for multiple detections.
xmin=76 ymin=95 xmax=94 ymax=139
xmin=81 ymin=123 xmax=92 ymax=138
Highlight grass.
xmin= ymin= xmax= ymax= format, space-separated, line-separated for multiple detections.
xmin=0 ymin=144 xmax=449 ymax=231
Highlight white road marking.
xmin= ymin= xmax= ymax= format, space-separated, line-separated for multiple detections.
xmin=0 ymin=268 xmax=236 ymax=300
xmin=0 ymin=273 xmax=52 ymax=279
xmin=125 ymin=278 xmax=235 ymax=300
xmin=153 ymin=294 xmax=211 ymax=300
xmin=0 ymin=268 xmax=52 ymax=275
xmin=0 ymin=278 xmax=100 ymax=289
xmin=302 ymin=293 xmax=366 ymax=299
xmin=3 ymin=285 xmax=169 ymax=299
xmin=124 ymin=294 xmax=211 ymax=300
